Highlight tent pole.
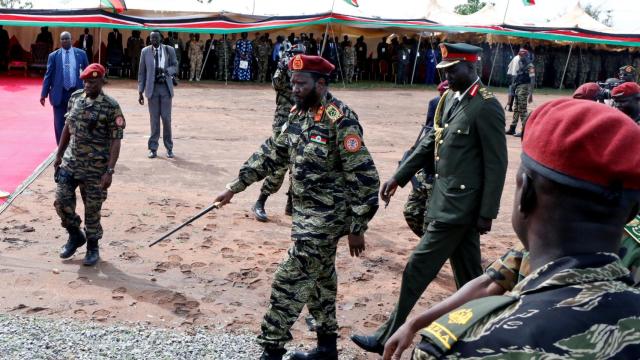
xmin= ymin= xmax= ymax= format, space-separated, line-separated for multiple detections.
xmin=488 ymin=42 xmax=501 ymax=88
xmin=320 ymin=0 xmax=336 ymax=56
xmin=98 ymin=28 xmax=102 ymax=64
xmin=559 ymin=42 xmax=573 ymax=90
xmin=329 ymin=23 xmax=347 ymax=88
xmin=200 ymin=35 xmax=214 ymax=81
xmin=224 ymin=34 xmax=228 ymax=86
xmin=410 ymin=33 xmax=422 ymax=85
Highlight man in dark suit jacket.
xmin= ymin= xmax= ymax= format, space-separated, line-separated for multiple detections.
xmin=79 ymin=28 xmax=93 ymax=61
xmin=36 ymin=26 xmax=53 ymax=52
xmin=352 ymin=43 xmax=508 ymax=354
xmin=107 ymin=28 xmax=123 ymax=64
xmin=138 ymin=30 xmax=178 ymax=158
xmin=40 ymin=31 xmax=89 ymax=144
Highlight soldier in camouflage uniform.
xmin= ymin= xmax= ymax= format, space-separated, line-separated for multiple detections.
xmin=342 ymin=40 xmax=356 ymax=83
xmin=188 ymin=33 xmax=204 ymax=81
xmin=506 ymin=49 xmax=534 ymax=136
xmin=256 ymin=35 xmax=272 ymax=83
xmin=402 ymin=171 xmax=433 ymax=237
xmin=54 ymin=63 xmax=124 ymax=267
xmin=398 ymin=99 xmax=640 ymax=360
xmin=533 ymin=46 xmax=546 ymax=88
xmin=215 ymin=35 xmax=231 ymax=81
xmin=251 ymin=46 xmax=302 ymax=222
xmin=214 ymin=54 xmax=380 ymax=360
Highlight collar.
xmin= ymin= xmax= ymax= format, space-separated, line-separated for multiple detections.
xmin=80 ymin=91 xmax=105 ymax=104
xmin=453 ymin=77 xmax=480 ymax=101
xmin=511 ymin=253 xmax=631 ymax=296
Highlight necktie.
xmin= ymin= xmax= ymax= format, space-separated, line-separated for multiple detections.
xmin=447 ymin=98 xmax=460 ymax=119
xmin=63 ymin=50 xmax=71 ymax=90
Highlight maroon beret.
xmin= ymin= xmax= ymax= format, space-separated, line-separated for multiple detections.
xmin=611 ymin=81 xmax=640 ymax=99
xmin=80 ymin=63 xmax=106 ymax=80
xmin=437 ymin=80 xmax=449 ymax=93
xmin=572 ymin=82 xmax=600 ymax=101
xmin=522 ymin=99 xmax=640 ymax=190
xmin=288 ymin=55 xmax=335 ymax=76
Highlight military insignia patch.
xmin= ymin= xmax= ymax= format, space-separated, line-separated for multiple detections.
xmin=343 ymin=134 xmax=362 ymax=153
xmin=290 ymin=105 xmax=298 ymax=113
xmin=115 ymin=116 xmax=125 ymax=128
xmin=292 ymin=55 xmax=304 ymax=70
xmin=479 ymin=88 xmax=494 ymax=100
xmin=310 ymin=134 xmax=327 ymax=145
xmin=448 ymin=308 xmax=473 ymax=325
xmin=625 ymin=65 xmax=634 ymax=73
xmin=624 ymin=214 xmax=640 ymax=244
xmin=325 ymin=104 xmax=343 ymax=123
xmin=314 ymin=106 xmax=324 ymax=122
xmin=469 ymin=83 xmax=479 ymax=97
xmin=92 ymin=71 xmax=98 ymax=78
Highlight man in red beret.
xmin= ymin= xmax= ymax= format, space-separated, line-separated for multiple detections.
xmin=394 ymin=99 xmax=640 ymax=359
xmin=612 ymin=81 xmax=640 ymax=124
xmin=213 ymin=54 xmax=380 ymax=360
xmin=53 ymin=63 xmax=125 ymax=266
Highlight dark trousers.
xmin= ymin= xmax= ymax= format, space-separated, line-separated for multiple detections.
xmin=147 ymin=83 xmax=173 ymax=152
xmin=53 ymin=87 xmax=77 ymax=144
xmin=373 ymin=221 xmax=482 ymax=344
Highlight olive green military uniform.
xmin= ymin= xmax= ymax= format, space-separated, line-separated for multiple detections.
xmin=215 ymin=38 xmax=231 ymax=80
xmin=533 ymin=52 xmax=546 ymax=88
xmin=188 ymin=38 xmax=204 ymax=81
xmin=343 ymin=45 xmax=356 ymax=83
xmin=258 ymin=66 xmax=293 ymax=197
xmin=226 ymin=92 xmax=380 ymax=348
xmin=374 ymin=82 xmax=508 ymax=344
xmin=54 ymin=90 xmax=125 ymax=243
xmin=403 ymin=170 xmax=433 ymax=237
xmin=256 ymin=39 xmax=272 ymax=83
xmin=413 ymin=252 xmax=640 ymax=359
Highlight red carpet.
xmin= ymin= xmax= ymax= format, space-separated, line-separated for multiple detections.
xmin=0 ymin=75 xmax=57 ymax=206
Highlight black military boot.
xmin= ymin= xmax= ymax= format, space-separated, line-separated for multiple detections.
xmin=507 ymin=95 xmax=514 ymax=112
xmin=252 ymin=193 xmax=269 ymax=222
xmin=59 ymin=227 xmax=86 ymax=259
xmin=350 ymin=334 xmax=384 ymax=355
xmin=290 ymin=332 xmax=338 ymax=360
xmin=284 ymin=192 xmax=292 ymax=216
xmin=505 ymin=125 xmax=516 ymax=135
xmin=83 ymin=239 xmax=100 ymax=266
xmin=259 ymin=346 xmax=287 ymax=360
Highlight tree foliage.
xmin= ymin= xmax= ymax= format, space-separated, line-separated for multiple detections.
xmin=0 ymin=0 xmax=33 ymax=9
xmin=582 ymin=3 xmax=613 ymax=27
xmin=454 ymin=0 xmax=489 ymax=15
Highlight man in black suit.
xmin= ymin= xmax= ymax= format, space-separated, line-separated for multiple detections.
xmin=79 ymin=28 xmax=93 ymax=62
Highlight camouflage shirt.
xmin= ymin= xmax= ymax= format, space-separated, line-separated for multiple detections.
xmin=61 ymin=90 xmax=124 ymax=180
xmin=487 ymin=218 xmax=640 ymax=289
xmin=271 ymin=67 xmax=293 ymax=136
xmin=415 ymin=253 xmax=640 ymax=359
xmin=227 ymin=92 xmax=380 ymax=240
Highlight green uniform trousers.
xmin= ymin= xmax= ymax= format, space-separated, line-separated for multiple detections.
xmin=54 ymin=173 xmax=107 ymax=241
xmin=258 ymin=239 xmax=339 ymax=348
xmin=510 ymin=84 xmax=529 ymax=129
xmin=374 ymin=221 xmax=482 ymax=344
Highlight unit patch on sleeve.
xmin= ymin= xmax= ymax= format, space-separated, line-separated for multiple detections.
xmin=325 ymin=104 xmax=344 ymax=123
xmin=343 ymin=134 xmax=362 ymax=153
xmin=310 ymin=134 xmax=328 ymax=145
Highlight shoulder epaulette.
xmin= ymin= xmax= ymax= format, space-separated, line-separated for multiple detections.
xmin=325 ymin=103 xmax=344 ymax=123
xmin=479 ymin=87 xmax=494 ymax=100
xmin=290 ymin=105 xmax=297 ymax=113
xmin=71 ymin=89 xmax=84 ymax=97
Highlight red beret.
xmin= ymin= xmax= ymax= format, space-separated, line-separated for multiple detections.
xmin=572 ymin=82 xmax=600 ymax=101
xmin=437 ymin=80 xmax=449 ymax=93
xmin=288 ymin=55 xmax=335 ymax=76
xmin=611 ymin=82 xmax=640 ymax=98
xmin=522 ymin=99 xmax=640 ymax=190
xmin=80 ymin=63 xmax=106 ymax=80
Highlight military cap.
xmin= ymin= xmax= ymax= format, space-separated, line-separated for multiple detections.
xmin=619 ymin=65 xmax=637 ymax=75
xmin=611 ymin=82 xmax=640 ymax=99
xmin=436 ymin=43 xmax=482 ymax=69
xmin=522 ymin=99 xmax=640 ymax=191
xmin=288 ymin=54 xmax=335 ymax=76
xmin=572 ymin=82 xmax=600 ymax=101
xmin=290 ymin=43 xmax=306 ymax=55
xmin=80 ymin=63 xmax=106 ymax=80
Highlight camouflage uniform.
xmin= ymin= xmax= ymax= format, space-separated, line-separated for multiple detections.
xmin=414 ymin=252 xmax=640 ymax=359
xmin=54 ymin=90 xmax=125 ymax=243
xmin=533 ymin=52 xmax=546 ymax=88
xmin=215 ymin=38 xmax=231 ymax=80
xmin=188 ymin=38 xmax=204 ymax=81
xmin=589 ymin=51 xmax=601 ymax=82
xmin=577 ymin=49 xmax=591 ymax=86
xmin=256 ymin=40 xmax=271 ymax=83
xmin=342 ymin=45 xmax=356 ymax=83
xmin=403 ymin=170 xmax=433 ymax=237
xmin=226 ymin=92 xmax=380 ymax=348
xmin=259 ymin=66 xmax=293 ymax=197
xmin=564 ymin=52 xmax=578 ymax=88
xmin=552 ymin=50 xmax=565 ymax=88
xmin=509 ymin=57 xmax=534 ymax=132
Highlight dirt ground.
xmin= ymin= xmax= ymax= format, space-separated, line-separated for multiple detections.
xmin=0 ymin=80 xmax=562 ymax=358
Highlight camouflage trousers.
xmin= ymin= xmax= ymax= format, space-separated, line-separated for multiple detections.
xmin=510 ymin=84 xmax=529 ymax=129
xmin=257 ymin=59 xmax=269 ymax=83
xmin=54 ymin=170 xmax=107 ymax=241
xmin=343 ymin=64 xmax=355 ymax=83
xmin=258 ymin=240 xmax=339 ymax=348
xmin=190 ymin=55 xmax=203 ymax=80
xmin=260 ymin=165 xmax=289 ymax=196
xmin=403 ymin=171 xmax=433 ymax=237
xmin=217 ymin=57 xmax=229 ymax=80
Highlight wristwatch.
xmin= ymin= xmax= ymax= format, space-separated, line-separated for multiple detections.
xmin=106 ymin=167 xmax=115 ymax=175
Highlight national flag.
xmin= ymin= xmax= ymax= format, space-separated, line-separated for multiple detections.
xmin=522 ymin=0 xmax=535 ymax=6
xmin=100 ymin=0 xmax=127 ymax=13
xmin=344 ymin=0 xmax=359 ymax=8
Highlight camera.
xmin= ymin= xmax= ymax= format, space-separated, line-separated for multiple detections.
xmin=154 ymin=67 xmax=167 ymax=84
xmin=596 ymin=78 xmax=624 ymax=102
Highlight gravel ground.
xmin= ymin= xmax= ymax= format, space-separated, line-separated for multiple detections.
xmin=0 ymin=315 xmax=364 ymax=360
